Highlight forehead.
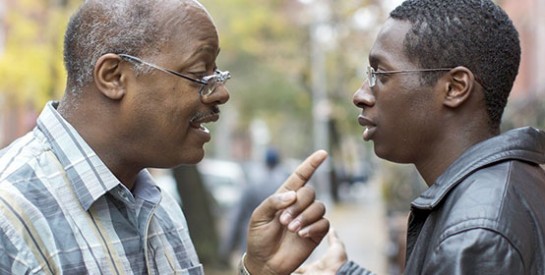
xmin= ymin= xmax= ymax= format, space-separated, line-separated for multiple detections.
xmin=368 ymin=18 xmax=413 ymax=66
xmin=155 ymin=2 xmax=219 ymax=61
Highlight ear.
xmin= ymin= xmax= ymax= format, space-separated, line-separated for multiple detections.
xmin=93 ymin=53 xmax=127 ymax=100
xmin=441 ymin=66 xmax=475 ymax=108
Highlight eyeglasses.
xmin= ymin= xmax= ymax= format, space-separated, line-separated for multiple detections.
xmin=118 ymin=54 xmax=231 ymax=96
xmin=365 ymin=65 xmax=488 ymax=90
xmin=366 ymin=65 xmax=453 ymax=88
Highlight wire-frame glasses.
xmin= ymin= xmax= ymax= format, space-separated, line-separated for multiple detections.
xmin=119 ymin=54 xmax=231 ymax=96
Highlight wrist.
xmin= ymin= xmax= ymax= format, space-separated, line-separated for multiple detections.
xmin=240 ymin=252 xmax=278 ymax=275
xmin=238 ymin=252 xmax=251 ymax=275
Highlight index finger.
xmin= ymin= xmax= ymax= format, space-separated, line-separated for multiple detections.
xmin=276 ymin=150 xmax=328 ymax=194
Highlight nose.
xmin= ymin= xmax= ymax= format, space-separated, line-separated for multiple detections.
xmin=202 ymin=84 xmax=230 ymax=105
xmin=352 ymin=83 xmax=375 ymax=109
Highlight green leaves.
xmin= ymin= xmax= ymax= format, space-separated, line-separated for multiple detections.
xmin=0 ymin=0 xmax=76 ymax=108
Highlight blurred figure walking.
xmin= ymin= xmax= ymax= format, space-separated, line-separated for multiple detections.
xmin=220 ymin=147 xmax=289 ymax=265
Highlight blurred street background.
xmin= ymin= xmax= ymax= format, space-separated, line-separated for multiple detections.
xmin=1 ymin=0 xmax=544 ymax=274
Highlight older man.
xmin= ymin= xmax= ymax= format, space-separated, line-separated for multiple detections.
xmin=298 ymin=0 xmax=545 ymax=274
xmin=0 ymin=0 xmax=328 ymax=274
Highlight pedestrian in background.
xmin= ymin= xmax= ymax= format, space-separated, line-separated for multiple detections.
xmin=297 ymin=0 xmax=545 ymax=274
xmin=220 ymin=147 xmax=290 ymax=264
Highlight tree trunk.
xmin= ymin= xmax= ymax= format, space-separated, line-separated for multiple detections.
xmin=172 ymin=165 xmax=222 ymax=267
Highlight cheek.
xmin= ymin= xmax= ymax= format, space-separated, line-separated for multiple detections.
xmin=150 ymin=85 xmax=197 ymax=124
xmin=152 ymin=103 xmax=191 ymax=141
xmin=374 ymin=91 xmax=427 ymax=152
xmin=127 ymin=94 xmax=188 ymax=140
xmin=378 ymin=91 xmax=414 ymax=127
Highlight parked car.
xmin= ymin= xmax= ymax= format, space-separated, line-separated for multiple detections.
xmin=197 ymin=158 xmax=247 ymax=211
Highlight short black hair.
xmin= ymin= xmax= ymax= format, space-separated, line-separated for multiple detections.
xmin=390 ymin=0 xmax=520 ymax=131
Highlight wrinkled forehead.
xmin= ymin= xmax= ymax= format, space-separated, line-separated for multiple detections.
xmin=165 ymin=1 xmax=218 ymax=43
xmin=152 ymin=0 xmax=219 ymax=63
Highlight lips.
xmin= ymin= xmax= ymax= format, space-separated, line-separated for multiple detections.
xmin=190 ymin=112 xmax=220 ymax=135
xmin=357 ymin=115 xmax=376 ymax=141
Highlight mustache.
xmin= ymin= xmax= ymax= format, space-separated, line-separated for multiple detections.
xmin=190 ymin=106 xmax=220 ymax=123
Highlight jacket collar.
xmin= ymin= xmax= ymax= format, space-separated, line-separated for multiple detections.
xmin=412 ymin=127 xmax=545 ymax=210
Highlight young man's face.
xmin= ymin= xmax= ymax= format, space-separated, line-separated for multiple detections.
xmin=352 ymin=18 xmax=445 ymax=164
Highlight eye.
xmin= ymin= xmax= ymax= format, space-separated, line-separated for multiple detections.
xmin=376 ymin=72 xmax=389 ymax=79
xmin=375 ymin=66 xmax=389 ymax=73
xmin=188 ymin=72 xmax=207 ymax=80
xmin=374 ymin=71 xmax=391 ymax=85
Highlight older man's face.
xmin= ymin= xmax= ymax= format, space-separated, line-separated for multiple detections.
xmin=121 ymin=3 xmax=230 ymax=168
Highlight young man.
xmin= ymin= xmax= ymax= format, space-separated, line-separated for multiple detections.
xmin=298 ymin=0 xmax=545 ymax=274
xmin=0 ymin=0 xmax=329 ymax=274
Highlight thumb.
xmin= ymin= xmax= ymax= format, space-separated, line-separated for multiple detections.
xmin=293 ymin=265 xmax=307 ymax=274
xmin=328 ymin=228 xmax=340 ymax=245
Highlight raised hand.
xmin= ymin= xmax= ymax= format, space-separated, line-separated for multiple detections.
xmin=293 ymin=228 xmax=348 ymax=274
xmin=244 ymin=150 xmax=329 ymax=275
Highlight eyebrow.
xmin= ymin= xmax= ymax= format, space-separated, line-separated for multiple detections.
xmin=368 ymin=52 xmax=393 ymax=69
xmin=195 ymin=44 xmax=218 ymax=54
xmin=368 ymin=54 xmax=381 ymax=68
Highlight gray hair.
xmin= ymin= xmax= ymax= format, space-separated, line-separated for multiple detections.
xmin=63 ymin=0 xmax=205 ymax=94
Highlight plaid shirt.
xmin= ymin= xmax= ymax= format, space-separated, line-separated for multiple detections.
xmin=0 ymin=101 xmax=203 ymax=274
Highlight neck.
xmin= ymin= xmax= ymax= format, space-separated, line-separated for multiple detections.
xmin=57 ymin=91 xmax=141 ymax=190
xmin=416 ymin=130 xmax=496 ymax=186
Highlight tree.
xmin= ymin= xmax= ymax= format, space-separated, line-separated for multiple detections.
xmin=172 ymin=165 xmax=224 ymax=269
xmin=0 ymin=0 xmax=78 ymax=145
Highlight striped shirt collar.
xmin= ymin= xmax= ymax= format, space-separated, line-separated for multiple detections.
xmin=35 ymin=101 xmax=160 ymax=211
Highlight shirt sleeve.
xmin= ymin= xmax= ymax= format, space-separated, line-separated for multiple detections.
xmin=337 ymin=260 xmax=376 ymax=275
xmin=0 ymin=214 xmax=34 ymax=274
xmin=422 ymin=228 xmax=525 ymax=274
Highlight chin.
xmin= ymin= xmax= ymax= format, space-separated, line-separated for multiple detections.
xmin=374 ymin=144 xmax=403 ymax=164
xmin=157 ymin=148 xmax=206 ymax=168
xmin=375 ymin=148 xmax=413 ymax=164
xmin=180 ymin=148 xmax=206 ymax=165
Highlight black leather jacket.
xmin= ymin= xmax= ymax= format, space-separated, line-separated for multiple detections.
xmin=338 ymin=127 xmax=545 ymax=274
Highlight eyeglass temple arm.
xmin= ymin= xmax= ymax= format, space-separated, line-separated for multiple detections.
xmin=373 ymin=68 xmax=453 ymax=75
xmin=119 ymin=54 xmax=207 ymax=85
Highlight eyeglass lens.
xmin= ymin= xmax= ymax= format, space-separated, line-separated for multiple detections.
xmin=366 ymin=66 xmax=376 ymax=87
xmin=200 ymin=70 xmax=231 ymax=96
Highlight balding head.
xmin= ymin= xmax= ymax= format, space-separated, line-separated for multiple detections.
xmin=63 ymin=0 xmax=214 ymax=94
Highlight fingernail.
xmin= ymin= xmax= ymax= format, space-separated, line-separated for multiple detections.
xmin=288 ymin=220 xmax=301 ymax=232
xmin=298 ymin=227 xmax=309 ymax=237
xmin=280 ymin=212 xmax=292 ymax=224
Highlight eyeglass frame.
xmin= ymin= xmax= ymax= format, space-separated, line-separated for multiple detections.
xmin=365 ymin=65 xmax=488 ymax=90
xmin=118 ymin=53 xmax=231 ymax=96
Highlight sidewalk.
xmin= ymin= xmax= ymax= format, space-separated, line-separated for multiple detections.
xmin=307 ymin=179 xmax=389 ymax=274
xmin=201 ymin=173 xmax=391 ymax=275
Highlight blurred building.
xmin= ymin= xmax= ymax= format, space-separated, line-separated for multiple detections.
xmin=502 ymin=0 xmax=545 ymax=98
xmin=499 ymin=0 xmax=545 ymax=130
xmin=0 ymin=0 xmax=543 ymax=149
